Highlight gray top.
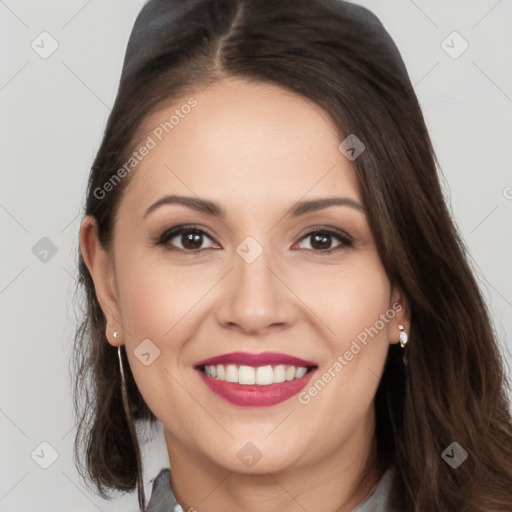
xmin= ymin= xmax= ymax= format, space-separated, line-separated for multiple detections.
xmin=146 ymin=465 xmax=396 ymax=512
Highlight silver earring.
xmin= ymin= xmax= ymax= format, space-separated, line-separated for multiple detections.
xmin=113 ymin=331 xmax=118 ymax=339
xmin=116 ymin=344 xmax=146 ymax=508
xmin=117 ymin=345 xmax=126 ymax=381
xmin=398 ymin=324 xmax=408 ymax=348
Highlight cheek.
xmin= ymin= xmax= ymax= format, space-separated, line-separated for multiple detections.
xmin=113 ymin=252 xmax=226 ymax=411
xmin=300 ymin=253 xmax=392 ymax=346
xmin=114 ymin=256 xmax=204 ymax=420
xmin=115 ymin=254 xmax=211 ymax=342
xmin=294 ymin=261 xmax=392 ymax=437
xmin=340 ymin=270 xmax=391 ymax=343
xmin=303 ymin=255 xmax=392 ymax=404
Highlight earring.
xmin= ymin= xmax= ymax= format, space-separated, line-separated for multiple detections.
xmin=117 ymin=345 xmax=126 ymax=381
xmin=398 ymin=324 xmax=408 ymax=348
xmin=116 ymin=345 xmax=146 ymax=507
xmin=113 ymin=331 xmax=118 ymax=339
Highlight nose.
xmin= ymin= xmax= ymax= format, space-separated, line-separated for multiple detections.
xmin=214 ymin=240 xmax=297 ymax=336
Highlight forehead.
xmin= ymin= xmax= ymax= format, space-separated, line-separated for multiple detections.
xmin=121 ymin=77 xmax=362 ymax=214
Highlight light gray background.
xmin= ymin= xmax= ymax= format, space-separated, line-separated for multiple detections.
xmin=1 ymin=0 xmax=511 ymax=510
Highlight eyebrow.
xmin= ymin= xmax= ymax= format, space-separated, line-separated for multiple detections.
xmin=144 ymin=195 xmax=366 ymax=219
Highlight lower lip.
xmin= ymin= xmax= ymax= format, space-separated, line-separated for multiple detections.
xmin=196 ymin=368 xmax=317 ymax=407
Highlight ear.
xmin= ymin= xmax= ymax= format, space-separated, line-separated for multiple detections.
xmin=388 ymin=285 xmax=411 ymax=345
xmin=79 ymin=215 xmax=123 ymax=347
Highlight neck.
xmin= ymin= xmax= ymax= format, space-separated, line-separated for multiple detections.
xmin=163 ymin=412 xmax=383 ymax=512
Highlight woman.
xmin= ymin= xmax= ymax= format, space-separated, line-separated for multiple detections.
xmin=72 ymin=0 xmax=512 ymax=510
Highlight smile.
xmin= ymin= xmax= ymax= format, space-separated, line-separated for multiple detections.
xmin=194 ymin=351 xmax=318 ymax=407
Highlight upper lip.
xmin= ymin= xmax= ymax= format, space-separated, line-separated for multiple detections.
xmin=194 ymin=351 xmax=317 ymax=368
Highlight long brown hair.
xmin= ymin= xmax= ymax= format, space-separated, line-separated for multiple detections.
xmin=72 ymin=0 xmax=512 ymax=510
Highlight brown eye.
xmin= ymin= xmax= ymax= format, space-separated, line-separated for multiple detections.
xmin=178 ymin=231 xmax=204 ymax=250
xmin=155 ymin=225 xmax=352 ymax=254
xmin=157 ymin=225 xmax=218 ymax=252
xmin=296 ymin=229 xmax=353 ymax=252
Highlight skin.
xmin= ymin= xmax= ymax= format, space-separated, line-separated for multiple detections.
xmin=81 ymin=77 xmax=410 ymax=512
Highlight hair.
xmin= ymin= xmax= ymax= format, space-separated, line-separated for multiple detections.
xmin=72 ymin=0 xmax=512 ymax=510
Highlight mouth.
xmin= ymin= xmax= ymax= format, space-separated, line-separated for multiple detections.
xmin=193 ymin=353 xmax=319 ymax=407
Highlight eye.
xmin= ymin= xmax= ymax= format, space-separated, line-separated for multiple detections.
xmin=156 ymin=225 xmax=219 ymax=253
xmin=155 ymin=225 xmax=353 ymax=254
xmin=294 ymin=228 xmax=353 ymax=253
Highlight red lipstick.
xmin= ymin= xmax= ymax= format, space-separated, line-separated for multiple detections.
xmin=194 ymin=351 xmax=318 ymax=407
xmin=194 ymin=351 xmax=316 ymax=368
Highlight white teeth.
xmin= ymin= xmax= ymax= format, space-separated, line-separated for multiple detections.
xmin=295 ymin=367 xmax=307 ymax=378
xmin=205 ymin=365 xmax=218 ymax=378
xmin=238 ymin=365 xmax=256 ymax=385
xmin=225 ymin=364 xmax=238 ymax=383
xmin=256 ymin=365 xmax=274 ymax=385
xmin=273 ymin=365 xmax=286 ymax=383
xmin=202 ymin=363 xmax=312 ymax=385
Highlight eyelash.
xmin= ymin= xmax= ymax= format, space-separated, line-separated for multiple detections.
xmin=154 ymin=224 xmax=354 ymax=255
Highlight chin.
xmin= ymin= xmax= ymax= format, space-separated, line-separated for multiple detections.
xmin=206 ymin=441 xmax=306 ymax=476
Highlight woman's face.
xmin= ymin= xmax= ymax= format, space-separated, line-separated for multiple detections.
xmin=82 ymin=77 xmax=408 ymax=476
